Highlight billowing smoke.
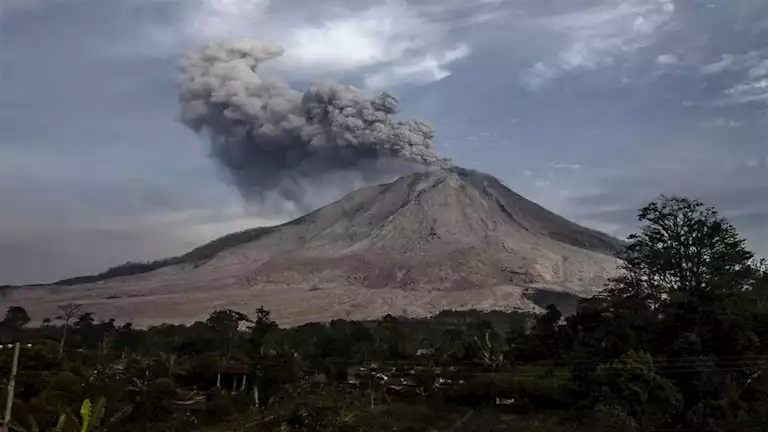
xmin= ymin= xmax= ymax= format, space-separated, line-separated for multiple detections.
xmin=178 ymin=39 xmax=451 ymax=217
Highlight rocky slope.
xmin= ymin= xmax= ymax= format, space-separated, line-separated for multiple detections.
xmin=0 ymin=168 xmax=623 ymax=326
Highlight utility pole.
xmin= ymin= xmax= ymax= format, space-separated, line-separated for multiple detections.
xmin=2 ymin=342 xmax=20 ymax=432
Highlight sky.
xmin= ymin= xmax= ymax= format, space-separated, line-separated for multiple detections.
xmin=1 ymin=0 xmax=767 ymax=285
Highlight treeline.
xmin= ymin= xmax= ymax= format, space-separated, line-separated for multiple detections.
xmin=0 ymin=196 xmax=767 ymax=431
xmin=0 ymin=303 xmax=541 ymax=431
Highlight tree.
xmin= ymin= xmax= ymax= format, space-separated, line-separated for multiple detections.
xmin=32 ymin=371 xmax=84 ymax=418
xmin=55 ymin=304 xmax=83 ymax=355
xmin=592 ymin=351 xmax=682 ymax=430
xmin=247 ymin=307 xmax=279 ymax=357
xmin=3 ymin=306 xmax=31 ymax=330
xmin=376 ymin=314 xmax=406 ymax=359
xmin=206 ymin=309 xmax=250 ymax=358
xmin=1 ymin=306 xmax=31 ymax=342
xmin=504 ymin=313 xmax=529 ymax=356
xmin=473 ymin=332 xmax=505 ymax=369
xmin=606 ymin=196 xmax=762 ymax=353
xmin=206 ymin=309 xmax=249 ymax=335
xmin=74 ymin=313 xmax=95 ymax=329
xmin=249 ymin=307 xmax=277 ymax=339
xmin=613 ymin=196 xmax=755 ymax=304
xmin=520 ymin=304 xmax=562 ymax=360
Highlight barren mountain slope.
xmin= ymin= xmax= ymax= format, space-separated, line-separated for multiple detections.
xmin=1 ymin=168 xmax=622 ymax=326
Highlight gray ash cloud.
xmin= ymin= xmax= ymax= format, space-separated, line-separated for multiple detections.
xmin=178 ymin=39 xmax=451 ymax=216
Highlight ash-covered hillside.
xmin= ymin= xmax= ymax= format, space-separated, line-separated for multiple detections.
xmin=2 ymin=168 xmax=622 ymax=326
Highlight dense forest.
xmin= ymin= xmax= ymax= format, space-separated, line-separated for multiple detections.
xmin=1 ymin=196 xmax=768 ymax=431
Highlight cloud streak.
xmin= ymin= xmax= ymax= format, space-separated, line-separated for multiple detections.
xmin=522 ymin=0 xmax=676 ymax=89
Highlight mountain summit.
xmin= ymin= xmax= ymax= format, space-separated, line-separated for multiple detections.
xmin=2 ymin=168 xmax=622 ymax=326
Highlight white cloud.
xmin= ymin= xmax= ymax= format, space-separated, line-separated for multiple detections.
xmin=136 ymin=0 xmax=272 ymax=55
xmin=723 ymin=78 xmax=768 ymax=104
xmin=363 ymin=44 xmax=470 ymax=88
xmin=523 ymin=0 xmax=676 ymax=89
xmin=663 ymin=47 xmax=768 ymax=106
xmin=699 ymin=51 xmax=767 ymax=76
xmin=274 ymin=1 xmax=474 ymax=84
xmin=523 ymin=62 xmax=559 ymax=90
xmin=189 ymin=0 xmax=272 ymax=40
xmin=132 ymin=0 xmax=477 ymax=87
xmin=549 ymin=162 xmax=581 ymax=170
xmin=749 ymin=59 xmax=768 ymax=80
xmin=700 ymin=54 xmax=738 ymax=75
xmin=281 ymin=2 xmax=429 ymax=72
xmin=700 ymin=118 xmax=744 ymax=128
xmin=655 ymin=53 xmax=681 ymax=66
xmin=687 ymin=50 xmax=768 ymax=105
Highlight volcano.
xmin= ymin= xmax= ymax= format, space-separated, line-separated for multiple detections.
xmin=1 ymin=168 xmax=622 ymax=326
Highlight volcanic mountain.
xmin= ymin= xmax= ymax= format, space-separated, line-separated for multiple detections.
xmin=1 ymin=168 xmax=623 ymax=326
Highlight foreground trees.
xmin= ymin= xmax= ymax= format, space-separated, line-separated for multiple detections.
xmin=561 ymin=196 xmax=768 ymax=431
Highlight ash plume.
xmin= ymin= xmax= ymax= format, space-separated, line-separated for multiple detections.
xmin=178 ymin=39 xmax=451 ymax=216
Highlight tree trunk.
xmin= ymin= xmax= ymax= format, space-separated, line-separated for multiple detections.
xmin=59 ymin=322 xmax=69 ymax=355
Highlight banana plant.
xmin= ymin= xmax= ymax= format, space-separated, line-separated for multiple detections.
xmin=71 ymin=398 xmax=133 ymax=432
xmin=75 ymin=399 xmax=100 ymax=432
xmin=9 ymin=414 xmax=66 ymax=432
xmin=10 ymin=398 xmax=132 ymax=432
xmin=474 ymin=332 xmax=506 ymax=370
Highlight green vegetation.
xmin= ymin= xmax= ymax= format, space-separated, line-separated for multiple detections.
xmin=1 ymin=195 xmax=768 ymax=431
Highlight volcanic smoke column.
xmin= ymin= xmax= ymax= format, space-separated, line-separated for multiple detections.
xmin=178 ymin=39 xmax=451 ymax=215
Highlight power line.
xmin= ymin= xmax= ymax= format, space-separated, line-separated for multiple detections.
xmin=313 ymin=355 xmax=768 ymax=369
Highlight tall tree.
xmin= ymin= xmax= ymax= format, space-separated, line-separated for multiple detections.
xmin=3 ymin=306 xmax=30 ymax=330
xmin=247 ymin=306 xmax=278 ymax=356
xmin=206 ymin=309 xmax=250 ymax=358
xmin=56 ymin=303 xmax=83 ymax=355
xmin=612 ymin=196 xmax=755 ymax=304
xmin=604 ymin=195 xmax=763 ymax=360
xmin=0 ymin=305 xmax=31 ymax=344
